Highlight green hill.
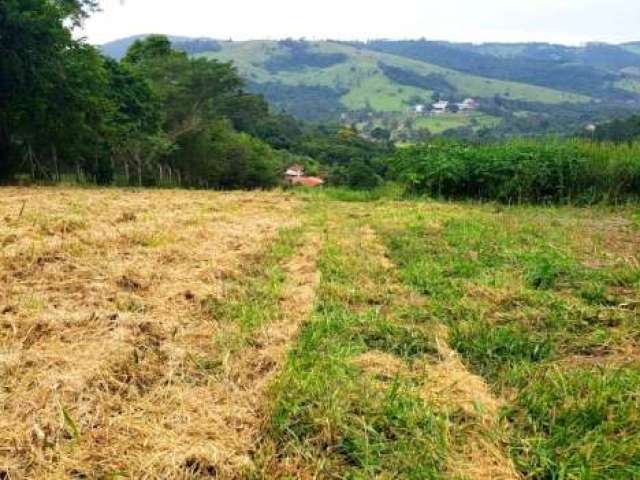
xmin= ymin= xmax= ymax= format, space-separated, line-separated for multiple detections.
xmin=201 ymin=40 xmax=588 ymax=113
xmin=102 ymin=37 xmax=640 ymax=136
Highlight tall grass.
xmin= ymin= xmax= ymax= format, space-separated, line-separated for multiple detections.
xmin=389 ymin=138 xmax=640 ymax=204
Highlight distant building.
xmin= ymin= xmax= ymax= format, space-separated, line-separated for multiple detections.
xmin=431 ymin=100 xmax=449 ymax=114
xmin=414 ymin=104 xmax=426 ymax=114
xmin=456 ymin=98 xmax=478 ymax=112
xmin=284 ymin=165 xmax=324 ymax=188
xmin=284 ymin=164 xmax=304 ymax=180
xmin=291 ymin=176 xmax=325 ymax=187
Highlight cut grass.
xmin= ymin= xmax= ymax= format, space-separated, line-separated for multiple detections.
xmin=257 ymin=204 xmax=519 ymax=479
xmin=1 ymin=187 xmax=638 ymax=479
xmin=375 ymin=201 xmax=640 ymax=479
xmin=257 ymin=213 xmax=449 ymax=478
xmin=0 ymin=187 xmax=307 ymax=478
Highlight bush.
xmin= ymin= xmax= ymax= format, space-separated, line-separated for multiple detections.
xmin=388 ymin=138 xmax=640 ymax=204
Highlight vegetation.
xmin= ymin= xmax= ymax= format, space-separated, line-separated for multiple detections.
xmin=388 ymin=138 xmax=640 ymax=203
xmin=193 ymin=38 xmax=601 ymax=133
xmin=1 ymin=3 xmax=389 ymax=188
xmin=365 ymin=40 xmax=639 ymax=99
xmin=376 ymin=200 xmax=640 ymax=479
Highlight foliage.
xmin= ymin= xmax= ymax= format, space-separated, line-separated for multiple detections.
xmin=379 ymin=63 xmax=457 ymax=97
xmin=264 ymin=39 xmax=347 ymax=73
xmin=388 ymin=138 xmax=640 ymax=203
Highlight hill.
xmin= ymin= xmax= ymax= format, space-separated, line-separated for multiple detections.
xmin=101 ymin=36 xmax=640 ymax=137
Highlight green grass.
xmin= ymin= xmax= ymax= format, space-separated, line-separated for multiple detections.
xmin=204 ymin=224 xmax=305 ymax=352
xmin=616 ymin=77 xmax=640 ymax=95
xmin=374 ymin=201 xmax=640 ymax=479
xmin=415 ymin=113 xmax=501 ymax=133
xmin=257 ymin=207 xmax=450 ymax=478
xmin=204 ymin=40 xmax=590 ymax=112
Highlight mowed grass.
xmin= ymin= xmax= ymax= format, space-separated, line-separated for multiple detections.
xmin=372 ymin=200 xmax=640 ymax=479
xmin=1 ymin=187 xmax=638 ymax=479
xmin=0 ymin=187 xmax=306 ymax=478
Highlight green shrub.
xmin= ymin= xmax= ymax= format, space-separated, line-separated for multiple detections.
xmin=389 ymin=138 xmax=640 ymax=204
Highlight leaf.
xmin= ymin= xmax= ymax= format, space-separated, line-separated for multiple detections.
xmin=60 ymin=403 xmax=80 ymax=440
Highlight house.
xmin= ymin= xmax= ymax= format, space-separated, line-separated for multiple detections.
xmin=284 ymin=164 xmax=304 ymax=180
xmin=284 ymin=165 xmax=324 ymax=188
xmin=456 ymin=98 xmax=478 ymax=112
xmin=291 ymin=176 xmax=325 ymax=187
xmin=431 ymin=100 xmax=449 ymax=114
xmin=413 ymin=104 xmax=426 ymax=115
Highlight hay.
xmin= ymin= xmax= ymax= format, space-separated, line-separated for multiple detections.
xmin=419 ymin=325 xmax=521 ymax=480
xmin=0 ymin=187 xmax=301 ymax=478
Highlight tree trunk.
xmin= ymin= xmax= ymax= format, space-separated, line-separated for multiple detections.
xmin=52 ymin=145 xmax=60 ymax=182
xmin=0 ymin=117 xmax=11 ymax=182
xmin=28 ymin=144 xmax=36 ymax=180
xmin=124 ymin=158 xmax=130 ymax=184
xmin=135 ymin=152 xmax=142 ymax=187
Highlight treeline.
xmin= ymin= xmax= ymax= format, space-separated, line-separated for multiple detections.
xmin=0 ymin=1 xmax=390 ymax=189
xmin=264 ymin=40 xmax=348 ymax=74
xmin=364 ymin=40 xmax=636 ymax=100
xmin=388 ymin=139 xmax=640 ymax=204
xmin=589 ymin=115 xmax=640 ymax=143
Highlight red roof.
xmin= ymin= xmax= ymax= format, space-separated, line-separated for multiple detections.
xmin=292 ymin=176 xmax=324 ymax=187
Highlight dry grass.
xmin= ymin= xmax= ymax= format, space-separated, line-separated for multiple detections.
xmin=0 ymin=187 xmax=304 ymax=479
xmin=422 ymin=326 xmax=520 ymax=480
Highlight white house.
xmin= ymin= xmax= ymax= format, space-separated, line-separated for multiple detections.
xmin=431 ymin=100 xmax=449 ymax=114
xmin=414 ymin=104 xmax=426 ymax=114
xmin=456 ymin=98 xmax=478 ymax=112
xmin=285 ymin=164 xmax=304 ymax=178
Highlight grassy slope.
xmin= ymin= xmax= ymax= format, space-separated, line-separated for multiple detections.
xmin=415 ymin=113 xmax=502 ymax=134
xmin=258 ymin=190 xmax=639 ymax=478
xmin=202 ymin=41 xmax=589 ymax=113
xmin=374 ymin=199 xmax=640 ymax=479
xmin=2 ymin=187 xmax=638 ymax=478
xmin=617 ymin=77 xmax=640 ymax=94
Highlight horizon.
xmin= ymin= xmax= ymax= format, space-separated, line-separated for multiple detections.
xmin=81 ymin=0 xmax=640 ymax=47
xmin=94 ymin=33 xmax=640 ymax=48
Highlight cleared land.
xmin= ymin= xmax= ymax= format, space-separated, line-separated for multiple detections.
xmin=1 ymin=188 xmax=639 ymax=479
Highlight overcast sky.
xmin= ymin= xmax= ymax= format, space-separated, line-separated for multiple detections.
xmin=81 ymin=0 xmax=640 ymax=46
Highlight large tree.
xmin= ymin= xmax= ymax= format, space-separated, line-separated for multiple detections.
xmin=0 ymin=0 xmax=97 ymax=179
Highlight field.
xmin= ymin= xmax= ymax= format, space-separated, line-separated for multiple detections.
xmin=1 ymin=187 xmax=639 ymax=479
xmin=203 ymin=40 xmax=589 ymax=113
xmin=415 ymin=113 xmax=502 ymax=134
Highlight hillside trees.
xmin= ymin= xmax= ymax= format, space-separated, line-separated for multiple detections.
xmin=0 ymin=3 xmax=305 ymax=189
xmin=0 ymin=2 xmax=389 ymax=188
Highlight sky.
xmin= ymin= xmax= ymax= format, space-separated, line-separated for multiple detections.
xmin=81 ymin=0 xmax=640 ymax=46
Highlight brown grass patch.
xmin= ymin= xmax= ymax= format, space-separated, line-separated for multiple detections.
xmin=420 ymin=328 xmax=521 ymax=480
xmin=354 ymin=350 xmax=409 ymax=382
xmin=0 ymin=187 xmax=300 ymax=478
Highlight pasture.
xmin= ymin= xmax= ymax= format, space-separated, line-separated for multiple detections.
xmin=0 ymin=187 xmax=638 ymax=479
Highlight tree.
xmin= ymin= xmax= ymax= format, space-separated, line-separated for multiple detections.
xmin=371 ymin=127 xmax=392 ymax=142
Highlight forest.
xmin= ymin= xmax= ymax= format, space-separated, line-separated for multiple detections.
xmin=0 ymin=0 xmax=389 ymax=189
xmin=3 ymin=0 xmax=640 ymax=200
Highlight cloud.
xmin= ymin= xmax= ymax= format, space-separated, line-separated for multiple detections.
xmin=81 ymin=0 xmax=640 ymax=45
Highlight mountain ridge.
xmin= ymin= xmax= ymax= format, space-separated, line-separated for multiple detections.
xmin=101 ymin=36 xmax=640 ymax=137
